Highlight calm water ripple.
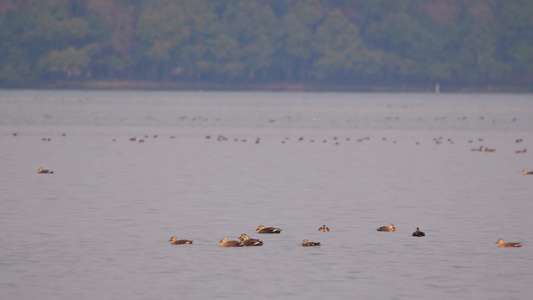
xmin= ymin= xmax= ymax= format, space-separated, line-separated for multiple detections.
xmin=1 ymin=90 xmax=532 ymax=299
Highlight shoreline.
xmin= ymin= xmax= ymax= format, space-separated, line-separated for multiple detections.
xmin=1 ymin=80 xmax=532 ymax=93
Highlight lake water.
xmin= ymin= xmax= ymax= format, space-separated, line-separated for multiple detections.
xmin=1 ymin=90 xmax=532 ymax=299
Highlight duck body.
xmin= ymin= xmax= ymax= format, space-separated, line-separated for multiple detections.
xmin=377 ymin=224 xmax=396 ymax=232
xmin=516 ymin=149 xmax=527 ymax=153
xmin=485 ymin=147 xmax=496 ymax=152
xmin=524 ymin=169 xmax=533 ymax=175
xmin=301 ymin=239 xmax=320 ymax=247
xmin=239 ymin=233 xmax=263 ymax=246
xmin=495 ymin=238 xmax=522 ymax=248
xmin=318 ymin=225 xmax=330 ymax=232
xmin=412 ymin=227 xmax=425 ymax=237
xmin=241 ymin=239 xmax=263 ymax=247
xmin=256 ymin=225 xmax=282 ymax=234
xmin=37 ymin=167 xmax=53 ymax=174
xmin=471 ymin=146 xmax=483 ymax=151
xmin=219 ymin=237 xmax=243 ymax=247
xmin=168 ymin=236 xmax=193 ymax=245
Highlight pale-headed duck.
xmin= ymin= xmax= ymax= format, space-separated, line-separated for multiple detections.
xmin=495 ymin=238 xmax=522 ymax=248
xmin=219 ymin=237 xmax=243 ymax=247
xmin=301 ymin=239 xmax=320 ymax=247
xmin=239 ymin=233 xmax=263 ymax=246
xmin=168 ymin=236 xmax=193 ymax=245
xmin=256 ymin=225 xmax=282 ymax=234
xmin=37 ymin=167 xmax=53 ymax=174
xmin=377 ymin=224 xmax=396 ymax=232
xmin=318 ymin=225 xmax=330 ymax=232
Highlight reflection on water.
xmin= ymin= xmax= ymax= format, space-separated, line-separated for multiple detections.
xmin=1 ymin=90 xmax=532 ymax=299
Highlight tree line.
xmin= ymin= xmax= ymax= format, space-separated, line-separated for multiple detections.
xmin=0 ymin=0 xmax=532 ymax=89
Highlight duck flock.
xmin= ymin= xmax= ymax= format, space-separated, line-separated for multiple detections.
xmin=33 ymin=131 xmax=530 ymax=249
xmin=167 ymin=224 xmax=523 ymax=248
xmin=27 ymin=115 xmax=529 ymax=250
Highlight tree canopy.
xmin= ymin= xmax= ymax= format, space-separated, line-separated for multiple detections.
xmin=0 ymin=0 xmax=531 ymax=89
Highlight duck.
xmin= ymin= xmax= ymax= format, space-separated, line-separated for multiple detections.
xmin=318 ymin=225 xmax=330 ymax=232
xmin=471 ymin=146 xmax=483 ymax=151
xmin=37 ymin=167 xmax=53 ymax=174
xmin=168 ymin=236 xmax=193 ymax=245
xmin=516 ymin=149 xmax=527 ymax=153
xmin=495 ymin=238 xmax=522 ymax=248
xmin=524 ymin=169 xmax=533 ymax=175
xmin=301 ymin=239 xmax=320 ymax=247
xmin=256 ymin=225 xmax=282 ymax=234
xmin=219 ymin=237 xmax=243 ymax=247
xmin=412 ymin=227 xmax=425 ymax=237
xmin=377 ymin=223 xmax=396 ymax=232
xmin=239 ymin=233 xmax=263 ymax=246
xmin=484 ymin=147 xmax=495 ymax=152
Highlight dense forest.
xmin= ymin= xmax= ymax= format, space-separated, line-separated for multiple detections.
xmin=0 ymin=0 xmax=532 ymax=90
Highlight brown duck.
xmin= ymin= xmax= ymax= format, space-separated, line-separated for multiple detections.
xmin=301 ymin=239 xmax=320 ymax=247
xmin=219 ymin=237 xmax=243 ymax=247
xmin=256 ymin=225 xmax=282 ymax=234
xmin=318 ymin=225 xmax=330 ymax=232
xmin=38 ymin=167 xmax=54 ymax=174
xmin=239 ymin=233 xmax=263 ymax=246
xmin=495 ymin=238 xmax=522 ymax=248
xmin=377 ymin=223 xmax=396 ymax=232
xmin=168 ymin=236 xmax=193 ymax=245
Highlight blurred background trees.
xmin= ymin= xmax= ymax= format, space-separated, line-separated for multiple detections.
xmin=0 ymin=0 xmax=531 ymax=88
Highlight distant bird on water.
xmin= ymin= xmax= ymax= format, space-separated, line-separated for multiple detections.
xmin=301 ymin=239 xmax=320 ymax=247
xmin=219 ymin=237 xmax=243 ymax=247
xmin=471 ymin=146 xmax=483 ymax=151
xmin=256 ymin=225 xmax=282 ymax=234
xmin=318 ymin=225 xmax=330 ymax=232
xmin=412 ymin=227 xmax=425 ymax=237
xmin=495 ymin=238 xmax=522 ymax=248
xmin=523 ymin=169 xmax=533 ymax=175
xmin=168 ymin=236 xmax=193 ymax=245
xmin=239 ymin=233 xmax=263 ymax=246
xmin=377 ymin=224 xmax=396 ymax=232
xmin=516 ymin=149 xmax=527 ymax=153
xmin=37 ymin=167 xmax=53 ymax=174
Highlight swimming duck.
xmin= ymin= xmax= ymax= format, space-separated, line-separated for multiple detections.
xmin=471 ymin=146 xmax=483 ymax=151
xmin=318 ymin=225 xmax=330 ymax=232
xmin=239 ymin=233 xmax=263 ymax=246
xmin=412 ymin=227 xmax=425 ymax=237
xmin=377 ymin=224 xmax=396 ymax=232
xmin=37 ymin=167 xmax=53 ymax=174
xmin=168 ymin=236 xmax=193 ymax=245
xmin=524 ymin=169 xmax=533 ymax=175
xmin=495 ymin=238 xmax=522 ymax=248
xmin=301 ymin=239 xmax=320 ymax=247
xmin=516 ymin=149 xmax=527 ymax=153
xmin=484 ymin=147 xmax=495 ymax=152
xmin=256 ymin=225 xmax=282 ymax=234
xmin=219 ymin=237 xmax=243 ymax=247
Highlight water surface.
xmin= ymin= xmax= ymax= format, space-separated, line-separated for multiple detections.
xmin=1 ymin=90 xmax=532 ymax=299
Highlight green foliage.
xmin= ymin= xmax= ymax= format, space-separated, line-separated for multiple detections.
xmin=37 ymin=45 xmax=92 ymax=77
xmin=0 ymin=0 xmax=531 ymax=87
xmin=314 ymin=10 xmax=365 ymax=79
